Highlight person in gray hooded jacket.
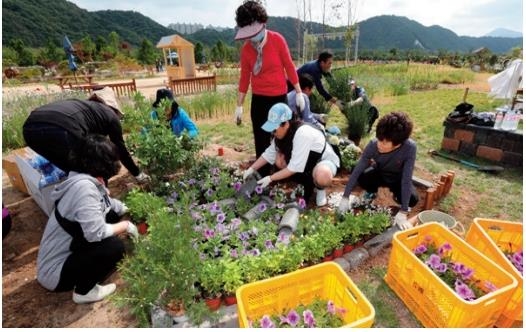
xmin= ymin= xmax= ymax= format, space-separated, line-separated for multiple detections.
xmin=37 ymin=134 xmax=139 ymax=304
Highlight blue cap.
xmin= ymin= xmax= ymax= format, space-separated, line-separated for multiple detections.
xmin=261 ymin=103 xmax=293 ymax=132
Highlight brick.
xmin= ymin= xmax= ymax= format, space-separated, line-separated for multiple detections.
xmin=459 ymin=141 xmax=477 ymax=156
xmin=443 ymin=125 xmax=456 ymax=138
xmin=476 ymin=145 xmax=504 ymax=161
xmin=500 ymin=139 xmax=515 ymax=152
xmin=512 ymin=138 xmax=522 ymax=154
xmin=441 ymin=137 xmax=460 ymax=151
xmin=501 ymin=151 xmax=523 ymax=167
xmin=454 ymin=129 xmax=474 ymax=143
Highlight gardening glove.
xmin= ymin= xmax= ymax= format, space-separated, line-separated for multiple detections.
xmin=394 ymin=211 xmax=412 ymax=230
xmin=337 ymin=197 xmax=350 ymax=214
xmin=335 ymin=100 xmax=344 ymax=111
xmin=120 ymin=203 xmax=129 ymax=216
xmin=295 ymin=92 xmax=306 ymax=111
xmin=234 ymin=106 xmax=243 ymax=125
xmin=126 ymin=221 xmax=139 ymax=240
xmin=349 ymin=100 xmax=356 ymax=107
xmin=135 ymin=172 xmax=151 ymax=183
xmin=243 ymin=167 xmax=255 ymax=181
xmin=257 ymin=176 xmax=272 ymax=188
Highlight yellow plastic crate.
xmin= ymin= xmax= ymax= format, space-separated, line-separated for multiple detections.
xmin=384 ymin=222 xmax=517 ymax=328
xmin=236 ymin=262 xmax=375 ymax=328
xmin=465 ymin=218 xmax=523 ymax=327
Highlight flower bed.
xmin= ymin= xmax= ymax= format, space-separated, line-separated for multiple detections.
xmin=116 ymin=156 xmax=390 ymax=327
xmin=465 ymin=218 xmax=523 ymax=327
xmin=385 ymin=222 xmax=518 ymax=328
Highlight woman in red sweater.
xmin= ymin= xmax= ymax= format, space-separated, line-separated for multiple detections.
xmin=234 ymin=0 xmax=305 ymax=176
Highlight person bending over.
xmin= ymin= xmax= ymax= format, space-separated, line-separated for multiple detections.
xmin=338 ymin=111 xmax=419 ymax=230
xmin=151 ymin=88 xmax=198 ymax=138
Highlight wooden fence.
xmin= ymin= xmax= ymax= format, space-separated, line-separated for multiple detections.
xmin=169 ymin=75 xmax=216 ymax=96
xmin=67 ymin=79 xmax=137 ymax=97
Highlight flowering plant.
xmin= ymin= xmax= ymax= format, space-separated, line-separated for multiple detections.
xmin=413 ymin=236 xmax=497 ymax=301
xmin=502 ymin=244 xmax=523 ymax=275
xmin=250 ymin=298 xmax=346 ymax=328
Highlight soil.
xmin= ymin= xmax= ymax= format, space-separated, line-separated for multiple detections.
xmin=2 ymin=73 xmax=487 ymax=327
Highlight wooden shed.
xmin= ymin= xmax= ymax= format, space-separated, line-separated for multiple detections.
xmin=156 ymin=34 xmax=196 ymax=80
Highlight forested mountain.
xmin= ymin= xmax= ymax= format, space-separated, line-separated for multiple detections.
xmin=3 ymin=0 xmax=522 ymax=54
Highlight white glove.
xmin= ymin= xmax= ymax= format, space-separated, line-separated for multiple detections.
xmin=126 ymin=221 xmax=139 ymax=240
xmin=235 ymin=106 xmax=243 ymax=125
xmin=348 ymin=194 xmax=361 ymax=207
xmin=120 ymin=203 xmax=129 ymax=216
xmin=349 ymin=100 xmax=356 ymax=107
xmin=243 ymin=167 xmax=255 ymax=180
xmin=295 ymin=92 xmax=306 ymax=111
xmin=135 ymin=172 xmax=151 ymax=183
xmin=335 ymin=100 xmax=344 ymax=111
xmin=337 ymin=197 xmax=350 ymax=214
xmin=257 ymin=176 xmax=272 ymax=188
xmin=394 ymin=212 xmax=412 ymax=230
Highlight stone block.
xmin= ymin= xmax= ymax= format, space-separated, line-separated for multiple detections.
xmin=363 ymin=227 xmax=397 ymax=257
xmin=500 ymin=139 xmax=515 ymax=152
xmin=485 ymin=131 xmax=503 ymax=148
xmin=441 ymin=137 xmax=460 ymax=151
xmin=511 ymin=138 xmax=523 ymax=154
xmin=454 ymin=129 xmax=474 ymax=143
xmin=473 ymin=128 xmax=488 ymax=144
xmin=343 ymin=247 xmax=369 ymax=270
xmin=333 ymin=257 xmax=351 ymax=272
xmin=476 ymin=145 xmax=504 ymax=162
xmin=443 ymin=125 xmax=456 ymax=138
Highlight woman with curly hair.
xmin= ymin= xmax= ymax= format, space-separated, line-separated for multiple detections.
xmin=338 ymin=112 xmax=419 ymax=230
xmin=233 ymin=0 xmax=305 ymax=176
xmin=36 ymin=134 xmax=138 ymax=304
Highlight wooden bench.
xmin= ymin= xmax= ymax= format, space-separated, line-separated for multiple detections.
xmin=169 ymin=75 xmax=216 ymax=96
xmin=67 ymin=79 xmax=137 ymax=97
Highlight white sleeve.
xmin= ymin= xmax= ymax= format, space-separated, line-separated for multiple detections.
xmin=261 ymin=139 xmax=277 ymax=164
xmin=287 ymin=126 xmax=325 ymax=172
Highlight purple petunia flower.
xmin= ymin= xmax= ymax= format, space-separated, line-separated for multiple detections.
xmin=286 ymin=310 xmax=300 ymax=327
xmin=203 ymin=228 xmax=215 ymax=240
xmin=233 ymin=182 xmax=242 ymax=191
xmin=199 ymin=253 xmax=206 ymax=261
xmin=455 ymin=279 xmax=475 ymax=300
xmin=435 ymin=262 xmax=448 ymax=273
xmin=425 ymin=254 xmax=442 ymax=269
xmin=216 ymin=213 xmax=226 ymax=223
xmin=205 ymin=188 xmax=214 ymax=197
xmin=230 ymin=218 xmax=242 ymax=230
xmin=239 ymin=231 xmax=250 ymax=241
xmin=277 ymin=202 xmax=285 ymax=209
xmin=166 ymin=197 xmax=175 ymax=205
xmin=260 ymin=315 xmax=275 ymax=328
xmin=452 ymin=262 xmax=466 ymax=275
xmin=303 ymin=310 xmax=316 ymax=328
xmin=413 ymin=244 xmax=427 ymax=255
xmin=211 ymin=167 xmax=220 ymax=176
xmin=484 ymin=280 xmax=498 ymax=293
xmin=461 ymin=267 xmax=474 ymax=280
xmin=257 ymin=202 xmax=267 ymax=213
xmin=264 ymin=239 xmax=274 ymax=250
xmin=215 ymin=223 xmax=226 ymax=233
xmin=255 ymin=185 xmax=263 ymax=195
xmin=209 ymin=202 xmax=221 ymax=214
xmin=230 ymin=249 xmax=238 ymax=258
xmin=277 ymin=232 xmax=290 ymax=245
xmin=298 ymin=198 xmax=306 ymax=209
xmin=438 ymin=242 xmax=452 ymax=256
xmin=327 ymin=300 xmax=336 ymax=315
xmin=251 ymin=248 xmax=261 ymax=256
xmin=188 ymin=178 xmax=197 ymax=185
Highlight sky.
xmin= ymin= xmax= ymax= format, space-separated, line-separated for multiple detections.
xmin=68 ymin=0 xmax=523 ymax=37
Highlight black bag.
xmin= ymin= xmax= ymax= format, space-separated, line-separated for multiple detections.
xmin=468 ymin=112 xmax=495 ymax=127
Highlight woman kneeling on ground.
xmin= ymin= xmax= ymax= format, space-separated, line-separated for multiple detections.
xmin=243 ymin=103 xmax=340 ymax=206
xmin=36 ymin=134 xmax=138 ymax=304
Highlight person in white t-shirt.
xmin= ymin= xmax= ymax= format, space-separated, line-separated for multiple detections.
xmin=242 ymin=103 xmax=340 ymax=206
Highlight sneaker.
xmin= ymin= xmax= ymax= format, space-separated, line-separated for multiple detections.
xmin=316 ymin=189 xmax=327 ymax=207
xmin=73 ymin=283 xmax=116 ymax=304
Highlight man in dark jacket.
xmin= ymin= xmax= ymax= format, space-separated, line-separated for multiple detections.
xmin=22 ymin=87 xmax=150 ymax=182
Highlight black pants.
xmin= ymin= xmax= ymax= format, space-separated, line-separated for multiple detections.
xmin=250 ymin=93 xmax=287 ymax=177
xmin=23 ymin=123 xmax=79 ymax=173
xmin=55 ymin=236 xmax=125 ymax=294
xmin=358 ymin=169 xmax=419 ymax=207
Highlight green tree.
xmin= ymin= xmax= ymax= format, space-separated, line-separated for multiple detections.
xmin=95 ymin=35 xmax=107 ymax=60
xmin=36 ymin=38 xmax=62 ymax=68
xmin=194 ymin=42 xmax=205 ymax=63
xmin=81 ymin=35 xmax=96 ymax=62
xmin=136 ymin=38 xmax=156 ymax=65
xmin=2 ymin=47 xmax=19 ymax=67
xmin=108 ymin=31 xmax=120 ymax=57
xmin=9 ymin=38 xmax=34 ymax=66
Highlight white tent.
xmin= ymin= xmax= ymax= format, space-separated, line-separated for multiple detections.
xmin=488 ymin=59 xmax=523 ymax=100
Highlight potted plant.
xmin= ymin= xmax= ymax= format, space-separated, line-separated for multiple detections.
xmin=198 ymin=259 xmax=225 ymax=311
xmin=220 ymin=259 xmax=243 ymax=306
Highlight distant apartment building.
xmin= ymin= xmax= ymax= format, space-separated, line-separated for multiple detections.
xmin=168 ymin=22 xmax=227 ymax=34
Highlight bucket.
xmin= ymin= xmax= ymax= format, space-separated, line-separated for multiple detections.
xmin=417 ymin=210 xmax=465 ymax=236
